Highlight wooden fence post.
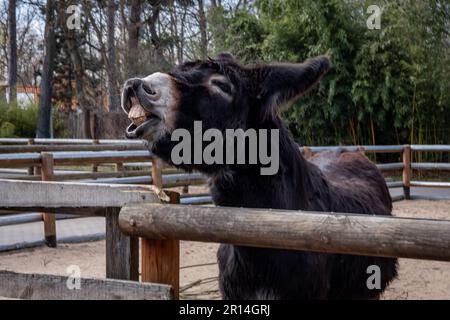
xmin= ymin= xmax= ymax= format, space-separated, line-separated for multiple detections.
xmin=92 ymin=139 xmax=99 ymax=172
xmin=357 ymin=145 xmax=366 ymax=155
xmin=151 ymin=158 xmax=163 ymax=188
xmin=105 ymin=207 xmax=139 ymax=281
xmin=115 ymin=162 xmax=124 ymax=172
xmin=402 ymin=145 xmax=411 ymax=200
xmin=27 ymin=138 xmax=35 ymax=175
xmin=41 ymin=152 xmax=57 ymax=247
xmin=141 ymin=191 xmax=180 ymax=299
xmin=303 ymin=147 xmax=313 ymax=159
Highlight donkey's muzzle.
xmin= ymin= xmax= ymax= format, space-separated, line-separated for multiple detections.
xmin=121 ymin=78 xmax=161 ymax=114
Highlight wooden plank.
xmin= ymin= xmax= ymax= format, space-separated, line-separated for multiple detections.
xmin=27 ymin=138 xmax=35 ymax=175
xmin=304 ymin=145 xmax=405 ymax=153
xmin=41 ymin=152 xmax=57 ymax=248
xmin=411 ymin=145 xmax=450 ymax=152
xmin=80 ymin=173 xmax=207 ymax=188
xmin=410 ymin=181 xmax=450 ymax=188
xmin=411 ymin=162 xmax=450 ymax=171
xmin=162 ymin=173 xmax=207 ymax=188
xmin=0 ymin=138 xmax=143 ymax=147
xmin=105 ymin=207 xmax=139 ymax=281
xmin=141 ymin=191 xmax=180 ymax=299
xmin=52 ymin=150 xmax=152 ymax=165
xmin=0 ymin=153 xmax=41 ymax=167
xmin=0 ymin=144 xmax=145 ymax=153
xmin=0 ymin=179 xmax=160 ymax=208
xmin=0 ymin=170 xmax=153 ymax=182
xmin=376 ymin=163 xmax=404 ymax=171
xmin=119 ymin=203 xmax=450 ymax=262
xmin=2 ymin=207 xmax=106 ymax=216
xmin=0 ymin=271 xmax=172 ymax=300
xmin=402 ymin=145 xmax=412 ymax=199
xmin=151 ymin=158 xmax=163 ymax=188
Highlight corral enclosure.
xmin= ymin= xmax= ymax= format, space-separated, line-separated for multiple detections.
xmin=0 ymin=139 xmax=449 ymax=300
xmin=2 ymin=199 xmax=449 ymax=300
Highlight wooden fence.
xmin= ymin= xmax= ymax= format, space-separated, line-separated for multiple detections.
xmin=300 ymin=144 xmax=450 ymax=199
xmin=1 ymin=140 xmax=450 ymax=247
xmin=1 ymin=140 xmax=449 ymax=299
xmin=1 ymin=178 xmax=449 ymax=300
xmin=0 ymin=179 xmax=175 ymax=299
xmin=0 ymin=139 xmax=209 ymax=246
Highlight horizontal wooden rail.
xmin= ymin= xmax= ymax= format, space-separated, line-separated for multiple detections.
xmin=0 ymin=213 xmax=78 ymax=227
xmin=80 ymin=172 xmax=207 ymax=188
xmin=119 ymin=203 xmax=450 ymax=262
xmin=0 ymin=138 xmax=145 ymax=145
xmin=410 ymin=181 xmax=450 ymax=188
xmin=0 ymin=151 xmax=153 ymax=168
xmin=386 ymin=181 xmax=403 ymax=188
xmin=0 ymin=271 xmax=172 ymax=300
xmin=412 ymin=163 xmax=450 ymax=171
xmin=301 ymin=145 xmax=405 ymax=153
xmin=0 ymin=153 xmax=41 ymax=167
xmin=376 ymin=163 xmax=404 ymax=171
xmin=52 ymin=151 xmax=152 ymax=165
xmin=411 ymin=145 xmax=450 ymax=152
xmin=0 ymin=179 xmax=159 ymax=212
xmin=0 ymin=144 xmax=145 ymax=153
xmin=180 ymin=196 xmax=213 ymax=205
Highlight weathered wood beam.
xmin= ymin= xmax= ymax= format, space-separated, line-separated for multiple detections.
xmin=0 ymin=179 xmax=160 ymax=208
xmin=119 ymin=203 xmax=450 ymax=262
xmin=0 ymin=144 xmax=145 ymax=153
xmin=0 ymin=271 xmax=172 ymax=300
xmin=141 ymin=190 xmax=180 ymax=299
xmin=402 ymin=145 xmax=412 ymax=200
xmin=41 ymin=152 xmax=57 ymax=248
xmin=105 ymin=207 xmax=139 ymax=281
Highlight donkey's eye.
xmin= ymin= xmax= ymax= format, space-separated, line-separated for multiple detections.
xmin=211 ymin=79 xmax=232 ymax=95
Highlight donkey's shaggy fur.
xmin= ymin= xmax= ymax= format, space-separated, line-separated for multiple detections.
xmin=122 ymin=54 xmax=398 ymax=299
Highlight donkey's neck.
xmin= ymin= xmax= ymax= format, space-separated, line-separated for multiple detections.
xmin=209 ymin=128 xmax=326 ymax=211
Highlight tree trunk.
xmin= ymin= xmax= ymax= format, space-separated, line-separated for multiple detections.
xmin=107 ymin=0 xmax=120 ymax=112
xmin=36 ymin=0 xmax=57 ymax=138
xmin=126 ymin=0 xmax=141 ymax=78
xmin=60 ymin=2 xmax=93 ymax=139
xmin=198 ymin=0 xmax=208 ymax=59
xmin=7 ymin=0 xmax=17 ymax=103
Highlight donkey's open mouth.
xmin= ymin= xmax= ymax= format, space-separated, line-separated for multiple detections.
xmin=121 ymin=78 xmax=164 ymax=139
xmin=124 ymin=97 xmax=161 ymax=139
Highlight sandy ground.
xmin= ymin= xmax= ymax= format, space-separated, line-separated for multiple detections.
xmin=0 ymin=200 xmax=449 ymax=300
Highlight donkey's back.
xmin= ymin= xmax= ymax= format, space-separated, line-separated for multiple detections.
xmin=308 ymin=151 xmax=397 ymax=299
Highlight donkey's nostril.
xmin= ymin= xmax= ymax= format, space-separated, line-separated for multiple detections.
xmin=141 ymin=82 xmax=156 ymax=96
xmin=124 ymin=78 xmax=143 ymax=91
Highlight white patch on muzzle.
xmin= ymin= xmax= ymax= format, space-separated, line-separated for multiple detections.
xmin=141 ymin=72 xmax=178 ymax=121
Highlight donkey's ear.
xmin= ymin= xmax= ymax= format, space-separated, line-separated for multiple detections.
xmin=257 ymin=55 xmax=331 ymax=117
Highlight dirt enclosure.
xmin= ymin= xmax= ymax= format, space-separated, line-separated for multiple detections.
xmin=0 ymin=200 xmax=449 ymax=300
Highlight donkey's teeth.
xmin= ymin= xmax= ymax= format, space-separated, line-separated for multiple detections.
xmin=128 ymin=100 xmax=150 ymax=126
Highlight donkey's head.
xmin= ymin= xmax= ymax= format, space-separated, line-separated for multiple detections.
xmin=122 ymin=53 xmax=331 ymax=171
